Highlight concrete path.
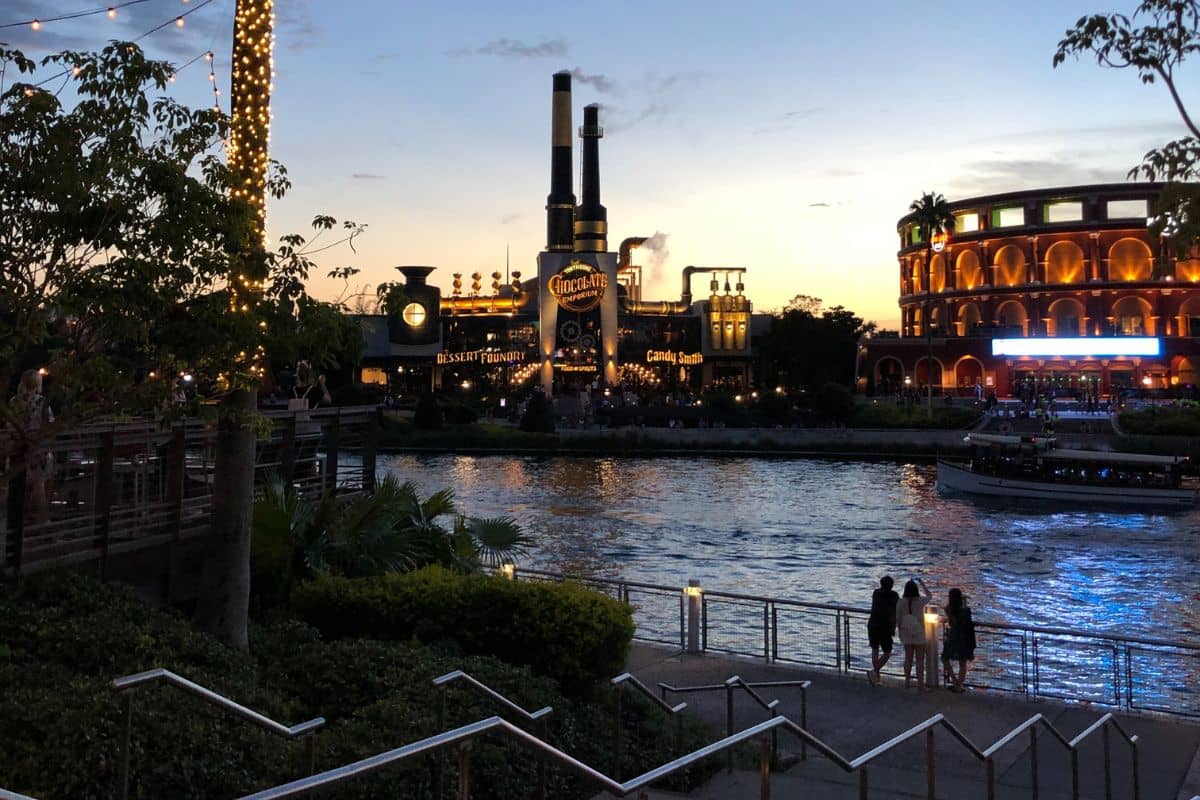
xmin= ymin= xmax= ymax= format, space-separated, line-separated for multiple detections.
xmin=593 ymin=643 xmax=1200 ymax=799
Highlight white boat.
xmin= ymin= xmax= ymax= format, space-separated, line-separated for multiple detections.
xmin=936 ymin=433 xmax=1197 ymax=508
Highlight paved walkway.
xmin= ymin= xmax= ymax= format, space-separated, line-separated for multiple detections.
xmin=595 ymin=643 xmax=1200 ymax=799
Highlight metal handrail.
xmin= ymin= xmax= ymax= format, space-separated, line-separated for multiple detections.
xmin=112 ymin=669 xmax=325 ymax=800
xmin=0 ymin=789 xmax=38 ymax=800
xmin=236 ymin=704 xmax=1141 ymax=800
xmin=610 ymin=672 xmax=688 ymax=780
xmin=432 ymin=670 xmax=552 ymax=721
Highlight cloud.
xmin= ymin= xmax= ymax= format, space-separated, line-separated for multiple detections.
xmin=785 ymin=106 xmax=826 ymax=119
xmin=569 ymin=68 xmax=616 ymax=94
xmin=947 ymin=158 xmax=1128 ymax=197
xmin=277 ymin=3 xmax=320 ymax=52
xmin=351 ymin=173 xmax=385 ymax=180
xmin=500 ymin=212 xmax=522 ymax=225
xmin=808 ymin=202 xmax=831 ymax=208
xmin=598 ymin=71 xmax=709 ymax=133
xmin=450 ymin=37 xmax=568 ymax=59
xmin=825 ymin=168 xmax=860 ymax=177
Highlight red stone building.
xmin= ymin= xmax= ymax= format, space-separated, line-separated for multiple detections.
xmin=860 ymin=183 xmax=1200 ymax=398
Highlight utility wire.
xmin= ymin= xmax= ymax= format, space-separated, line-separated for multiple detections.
xmin=1 ymin=0 xmax=156 ymax=30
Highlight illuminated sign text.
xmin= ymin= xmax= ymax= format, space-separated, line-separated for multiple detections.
xmin=548 ymin=261 xmax=608 ymax=313
xmin=437 ymin=349 xmax=526 ymax=365
xmin=646 ymin=350 xmax=703 ymax=365
xmin=991 ymin=337 xmax=1161 ymax=358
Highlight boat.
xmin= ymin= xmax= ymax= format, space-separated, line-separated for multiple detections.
xmin=937 ymin=433 xmax=1197 ymax=507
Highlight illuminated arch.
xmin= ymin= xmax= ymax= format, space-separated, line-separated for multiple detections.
xmin=956 ymin=250 xmax=983 ymax=290
xmin=954 ymin=355 xmax=984 ymax=388
xmin=1173 ymin=356 xmax=1199 ymax=387
xmin=995 ymin=299 xmax=1028 ymax=335
xmin=929 ymin=254 xmax=946 ymax=293
xmin=1177 ymin=296 xmax=1200 ymax=336
xmin=911 ymin=305 xmax=923 ymax=336
xmin=928 ymin=302 xmax=945 ymax=333
xmin=993 ymin=245 xmax=1027 ymax=287
xmin=1044 ymin=241 xmax=1085 ymax=284
xmin=874 ymin=356 xmax=905 ymax=393
xmin=957 ymin=302 xmax=982 ymax=335
xmin=1047 ymin=297 xmax=1086 ymax=337
xmin=910 ymin=259 xmax=923 ymax=294
xmin=914 ymin=356 xmax=945 ymax=388
xmin=1112 ymin=295 xmax=1153 ymax=335
xmin=1175 ymin=258 xmax=1200 ymax=282
xmin=1108 ymin=238 xmax=1153 ymax=282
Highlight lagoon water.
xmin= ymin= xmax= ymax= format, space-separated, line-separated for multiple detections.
xmin=380 ymin=454 xmax=1200 ymax=642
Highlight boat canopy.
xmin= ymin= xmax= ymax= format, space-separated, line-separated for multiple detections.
xmin=964 ymin=433 xmax=1187 ymax=466
xmin=965 ymin=433 xmax=1055 ymax=448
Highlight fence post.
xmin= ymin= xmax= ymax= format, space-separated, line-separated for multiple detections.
xmin=1070 ymin=748 xmax=1079 ymax=800
xmin=800 ymin=685 xmax=808 ymax=762
xmin=859 ymin=766 xmax=869 ymax=800
xmin=685 ymin=580 xmax=702 ymax=654
xmin=986 ymin=757 xmax=995 ymax=800
xmin=165 ymin=426 xmax=186 ymax=600
xmin=760 ymin=733 xmax=772 ymax=800
xmin=95 ymin=430 xmax=114 ymax=579
xmin=726 ymin=682 xmax=734 ymax=774
xmin=834 ymin=611 xmax=843 ymax=673
xmin=1131 ymin=739 xmax=1140 ymax=800
xmin=771 ymin=604 xmax=778 ymax=662
xmin=763 ymin=602 xmax=770 ymax=662
xmin=1102 ymin=724 xmax=1111 ymax=800
xmin=925 ymin=728 xmax=935 ymax=800
xmin=361 ymin=410 xmax=378 ymax=493
xmin=1030 ymin=725 xmax=1039 ymax=800
xmin=614 ymin=687 xmax=623 ymax=780
xmin=118 ymin=691 xmax=133 ymax=800
xmin=279 ymin=415 xmax=298 ymax=485
xmin=323 ymin=414 xmax=341 ymax=492
xmin=456 ymin=742 xmax=471 ymax=800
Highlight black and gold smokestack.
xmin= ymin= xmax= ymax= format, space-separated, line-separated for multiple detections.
xmin=546 ymin=71 xmax=575 ymax=252
xmin=574 ymin=103 xmax=607 ymax=253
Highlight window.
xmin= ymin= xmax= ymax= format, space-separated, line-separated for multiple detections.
xmin=954 ymin=212 xmax=980 ymax=233
xmin=1119 ymin=315 xmax=1144 ymax=335
xmin=991 ymin=206 xmax=1026 ymax=228
xmin=1107 ymin=199 xmax=1148 ymax=220
xmin=401 ymin=302 xmax=427 ymax=328
xmin=1044 ymin=201 xmax=1083 ymax=223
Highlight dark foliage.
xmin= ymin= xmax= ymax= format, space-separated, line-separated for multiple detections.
xmin=520 ymin=390 xmax=556 ymax=432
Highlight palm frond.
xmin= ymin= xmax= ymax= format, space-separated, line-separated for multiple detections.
xmin=463 ymin=515 xmax=531 ymax=568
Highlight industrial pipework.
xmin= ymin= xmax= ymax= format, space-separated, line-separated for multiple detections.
xmin=620 ymin=265 xmax=746 ymax=315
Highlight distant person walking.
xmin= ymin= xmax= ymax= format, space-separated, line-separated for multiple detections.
xmin=941 ymin=588 xmax=976 ymax=693
xmin=866 ymin=575 xmax=899 ymax=686
xmin=896 ymin=577 xmax=932 ymax=690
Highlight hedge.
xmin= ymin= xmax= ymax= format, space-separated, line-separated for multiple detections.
xmin=290 ymin=566 xmax=635 ymax=695
xmin=0 ymin=573 xmax=707 ymax=799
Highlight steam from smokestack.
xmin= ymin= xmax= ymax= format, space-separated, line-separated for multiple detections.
xmin=640 ymin=230 xmax=670 ymax=285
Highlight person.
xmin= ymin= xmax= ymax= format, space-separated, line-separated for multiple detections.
xmin=866 ymin=575 xmax=898 ymax=685
xmin=896 ymin=577 xmax=932 ymax=689
xmin=941 ymin=588 xmax=976 ymax=693
xmin=10 ymin=369 xmax=55 ymax=523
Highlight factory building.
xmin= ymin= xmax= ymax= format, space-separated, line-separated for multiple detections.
xmin=357 ymin=72 xmax=763 ymax=397
xmin=860 ymin=183 xmax=1200 ymax=398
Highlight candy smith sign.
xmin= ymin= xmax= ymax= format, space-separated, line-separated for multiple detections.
xmin=548 ymin=262 xmax=608 ymax=313
xmin=646 ymin=350 xmax=703 ymax=366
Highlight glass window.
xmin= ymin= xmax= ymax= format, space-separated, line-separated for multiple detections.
xmin=991 ymin=206 xmax=1026 ymax=228
xmin=1044 ymin=201 xmax=1083 ymax=223
xmin=1118 ymin=315 xmax=1144 ymax=335
xmin=1107 ymin=199 xmax=1148 ymax=220
xmin=955 ymin=212 xmax=980 ymax=233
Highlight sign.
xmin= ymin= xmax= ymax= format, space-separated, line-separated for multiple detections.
xmin=548 ymin=261 xmax=608 ymax=313
xmin=555 ymin=364 xmax=598 ymax=372
xmin=931 ymin=231 xmax=949 ymax=253
xmin=437 ymin=349 xmax=526 ymax=365
xmin=646 ymin=350 xmax=703 ymax=366
xmin=991 ymin=337 xmax=1160 ymax=358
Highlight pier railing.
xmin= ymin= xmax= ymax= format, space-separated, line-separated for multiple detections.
xmin=518 ymin=568 xmax=1200 ymax=719
xmin=1 ymin=406 xmax=379 ymax=578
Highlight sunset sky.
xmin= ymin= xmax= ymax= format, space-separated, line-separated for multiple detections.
xmin=6 ymin=0 xmax=1195 ymax=328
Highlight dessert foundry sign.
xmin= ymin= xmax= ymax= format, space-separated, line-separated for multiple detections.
xmin=548 ymin=261 xmax=608 ymax=313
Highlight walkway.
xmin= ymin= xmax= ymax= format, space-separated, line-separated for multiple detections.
xmin=596 ymin=643 xmax=1200 ymax=799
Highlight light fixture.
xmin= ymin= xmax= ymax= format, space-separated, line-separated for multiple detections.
xmin=924 ymin=606 xmax=940 ymax=625
xmin=683 ymin=581 xmax=702 ymax=599
xmin=30 ymin=19 xmax=41 ymax=30
xmin=498 ymin=562 xmax=516 ymax=580
xmin=107 ymin=7 xmax=117 ymax=18
xmin=175 ymin=16 xmax=185 ymax=27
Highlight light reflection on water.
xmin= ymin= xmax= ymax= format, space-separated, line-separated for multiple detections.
xmin=381 ymin=455 xmax=1200 ymax=642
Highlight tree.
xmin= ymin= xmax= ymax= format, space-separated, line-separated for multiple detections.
xmin=756 ymin=302 xmax=874 ymax=390
xmin=907 ymin=192 xmax=955 ymax=417
xmin=1054 ymin=0 xmax=1200 ymax=248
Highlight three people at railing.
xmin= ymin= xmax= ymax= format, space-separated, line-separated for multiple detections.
xmin=866 ymin=575 xmax=978 ymax=693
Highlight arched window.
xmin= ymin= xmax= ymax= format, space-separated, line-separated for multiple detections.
xmin=1112 ymin=295 xmax=1152 ymax=335
xmin=929 ymin=254 xmax=946 ymax=293
xmin=1044 ymin=241 xmax=1085 ymax=284
xmin=1108 ymin=238 xmax=1153 ymax=282
xmin=956 ymin=250 xmax=983 ymax=290
xmin=1048 ymin=298 xmax=1085 ymax=337
xmin=994 ymin=245 xmax=1027 ymax=287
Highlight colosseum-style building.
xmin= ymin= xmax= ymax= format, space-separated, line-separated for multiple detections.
xmin=860 ymin=183 xmax=1200 ymax=398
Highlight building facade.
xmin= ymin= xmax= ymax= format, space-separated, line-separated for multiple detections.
xmin=862 ymin=183 xmax=1200 ymax=398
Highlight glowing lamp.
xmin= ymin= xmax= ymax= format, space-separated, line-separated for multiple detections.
xmin=37 ymin=367 xmax=48 ymax=376
xmin=683 ymin=580 xmax=702 ymax=599
xmin=904 ymin=376 xmax=912 ymax=386
xmin=498 ymin=562 xmax=516 ymax=580
xmin=1142 ymin=376 xmax=1153 ymax=387
xmin=924 ymin=606 xmax=940 ymax=625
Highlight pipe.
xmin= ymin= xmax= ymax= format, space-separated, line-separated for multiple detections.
xmin=574 ymin=104 xmax=607 ymax=253
xmin=618 ymin=237 xmax=647 ymax=271
xmin=546 ymin=71 xmax=575 ymax=253
xmin=439 ymin=294 xmax=530 ymax=314
xmin=619 ymin=265 xmax=747 ymax=315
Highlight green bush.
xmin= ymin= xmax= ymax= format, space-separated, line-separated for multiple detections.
xmin=441 ymin=400 xmax=479 ymax=425
xmin=851 ymin=402 xmax=979 ymax=429
xmin=520 ymin=390 xmax=555 ymax=432
xmin=413 ymin=392 xmax=442 ymax=429
xmin=814 ymin=382 xmax=855 ymax=425
xmin=1119 ymin=407 xmax=1200 ymax=436
xmin=0 ymin=573 xmax=708 ymax=800
xmin=291 ymin=567 xmax=634 ymax=696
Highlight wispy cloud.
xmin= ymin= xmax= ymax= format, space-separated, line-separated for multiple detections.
xmin=351 ymin=173 xmax=386 ymax=180
xmin=278 ymin=2 xmax=320 ymax=52
xmin=600 ymin=71 xmax=709 ymax=133
xmin=500 ymin=212 xmax=522 ymax=224
xmin=825 ymin=168 xmax=860 ymax=177
xmin=948 ymin=158 xmax=1127 ymax=197
xmin=808 ymin=202 xmax=831 ymax=208
xmin=450 ymin=38 xmax=568 ymax=59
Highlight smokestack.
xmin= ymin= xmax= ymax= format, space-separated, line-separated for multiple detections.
xmin=546 ymin=71 xmax=575 ymax=252
xmin=574 ymin=103 xmax=607 ymax=253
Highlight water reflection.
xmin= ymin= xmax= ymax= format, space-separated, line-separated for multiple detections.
xmin=381 ymin=454 xmax=1200 ymax=641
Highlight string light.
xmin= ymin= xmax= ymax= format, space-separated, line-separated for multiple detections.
xmin=1 ymin=0 xmax=155 ymax=30
xmin=107 ymin=8 xmax=118 ymax=19
xmin=174 ymin=16 xmax=185 ymax=27
xmin=30 ymin=19 xmax=41 ymax=30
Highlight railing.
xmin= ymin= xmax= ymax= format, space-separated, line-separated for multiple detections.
xmin=610 ymin=672 xmax=687 ymax=779
xmin=432 ymin=670 xmax=553 ymax=799
xmin=236 ymin=708 xmax=1140 ymax=800
xmin=517 ymin=568 xmax=1200 ymax=718
xmin=111 ymin=668 xmax=326 ymax=800
xmin=0 ymin=789 xmax=38 ymax=800
xmin=1 ymin=406 xmax=379 ymax=578
xmin=658 ymin=675 xmax=810 ymax=766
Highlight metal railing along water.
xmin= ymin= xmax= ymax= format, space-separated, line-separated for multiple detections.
xmin=517 ymin=567 xmax=1200 ymax=718
xmin=111 ymin=669 xmax=325 ymax=800
xmin=236 ymin=707 xmax=1140 ymax=800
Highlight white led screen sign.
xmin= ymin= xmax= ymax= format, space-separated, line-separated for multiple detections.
xmin=991 ymin=337 xmax=1161 ymax=358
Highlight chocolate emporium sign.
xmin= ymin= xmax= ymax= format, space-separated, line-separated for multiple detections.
xmin=548 ymin=261 xmax=608 ymax=313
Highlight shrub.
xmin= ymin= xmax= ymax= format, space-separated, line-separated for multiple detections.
xmin=291 ymin=567 xmax=634 ymax=696
xmin=851 ymin=402 xmax=980 ymax=429
xmin=441 ymin=400 xmax=479 ymax=425
xmin=520 ymin=390 xmax=555 ymax=432
xmin=413 ymin=392 xmax=442 ymax=429
xmin=1119 ymin=407 xmax=1200 ymax=436
xmin=813 ymin=382 xmax=855 ymax=425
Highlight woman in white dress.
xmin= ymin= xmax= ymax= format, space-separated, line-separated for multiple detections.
xmin=895 ymin=577 xmax=932 ymax=689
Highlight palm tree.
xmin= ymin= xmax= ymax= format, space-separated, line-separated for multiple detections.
xmin=908 ymin=192 xmax=956 ymax=417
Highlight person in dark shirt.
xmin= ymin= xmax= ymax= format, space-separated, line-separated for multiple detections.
xmin=941 ymin=587 xmax=977 ymax=693
xmin=866 ymin=575 xmax=899 ymax=685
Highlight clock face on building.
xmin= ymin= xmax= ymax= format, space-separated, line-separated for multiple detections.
xmin=401 ymin=302 xmax=427 ymax=328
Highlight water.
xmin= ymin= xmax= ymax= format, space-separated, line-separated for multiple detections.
xmin=380 ymin=454 xmax=1200 ymax=643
